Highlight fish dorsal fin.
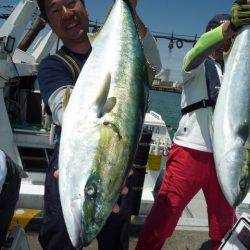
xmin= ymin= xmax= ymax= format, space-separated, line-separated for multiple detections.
xmin=89 ymin=1 xmax=135 ymax=46
xmin=63 ymin=86 xmax=72 ymax=111
xmin=123 ymin=0 xmax=133 ymax=13
xmin=89 ymin=1 xmax=115 ymax=40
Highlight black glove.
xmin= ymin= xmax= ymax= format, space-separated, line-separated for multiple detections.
xmin=231 ymin=0 xmax=250 ymax=30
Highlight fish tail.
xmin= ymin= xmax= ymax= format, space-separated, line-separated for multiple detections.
xmin=122 ymin=0 xmax=133 ymax=12
xmin=122 ymin=0 xmax=138 ymax=23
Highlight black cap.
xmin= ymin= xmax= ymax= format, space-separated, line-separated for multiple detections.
xmin=205 ymin=14 xmax=231 ymax=32
xmin=37 ymin=0 xmax=47 ymax=21
xmin=37 ymin=0 xmax=85 ymax=21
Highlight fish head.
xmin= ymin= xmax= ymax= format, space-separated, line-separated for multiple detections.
xmin=234 ymin=139 xmax=250 ymax=206
xmin=81 ymin=173 xmax=117 ymax=246
xmin=220 ymin=134 xmax=250 ymax=206
xmin=232 ymin=123 xmax=250 ymax=206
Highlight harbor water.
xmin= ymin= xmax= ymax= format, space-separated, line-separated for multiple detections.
xmin=149 ymin=90 xmax=181 ymax=139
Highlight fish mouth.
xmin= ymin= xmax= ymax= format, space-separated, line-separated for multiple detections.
xmin=82 ymin=221 xmax=102 ymax=247
xmin=65 ymin=198 xmax=84 ymax=247
xmin=82 ymin=201 xmax=108 ymax=246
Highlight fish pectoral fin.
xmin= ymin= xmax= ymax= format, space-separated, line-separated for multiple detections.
xmin=238 ymin=122 xmax=249 ymax=144
xmin=63 ymin=86 xmax=73 ymax=111
xmin=88 ymin=32 xmax=99 ymax=44
xmin=244 ymin=141 xmax=250 ymax=166
xmin=97 ymin=97 xmax=117 ymax=118
xmin=95 ymin=72 xmax=112 ymax=115
xmin=103 ymin=121 xmax=122 ymax=139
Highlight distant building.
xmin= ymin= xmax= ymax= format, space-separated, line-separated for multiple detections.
xmin=153 ymin=68 xmax=170 ymax=85
xmin=173 ymin=81 xmax=182 ymax=88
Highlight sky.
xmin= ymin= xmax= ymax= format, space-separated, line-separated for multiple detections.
xmin=0 ymin=0 xmax=232 ymax=81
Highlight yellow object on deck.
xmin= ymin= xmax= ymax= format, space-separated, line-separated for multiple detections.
xmin=146 ymin=154 xmax=162 ymax=171
xmin=9 ymin=209 xmax=42 ymax=231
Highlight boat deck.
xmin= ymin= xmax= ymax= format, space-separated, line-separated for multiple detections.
xmin=13 ymin=126 xmax=250 ymax=249
xmin=26 ymin=230 xmax=210 ymax=250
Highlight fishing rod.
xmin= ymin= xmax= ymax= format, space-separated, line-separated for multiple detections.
xmin=153 ymin=33 xmax=198 ymax=50
xmin=88 ymin=20 xmax=199 ymax=50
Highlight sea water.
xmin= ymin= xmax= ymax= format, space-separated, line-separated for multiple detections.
xmin=149 ymin=90 xmax=181 ymax=139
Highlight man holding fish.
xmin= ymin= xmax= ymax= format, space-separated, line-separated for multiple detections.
xmin=136 ymin=1 xmax=250 ymax=250
xmin=0 ymin=152 xmax=22 ymax=248
xmin=37 ymin=0 xmax=161 ymax=249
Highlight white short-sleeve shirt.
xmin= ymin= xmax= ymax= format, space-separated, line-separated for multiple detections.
xmin=173 ymin=59 xmax=223 ymax=153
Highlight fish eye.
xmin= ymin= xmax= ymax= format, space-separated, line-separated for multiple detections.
xmin=85 ymin=184 xmax=97 ymax=197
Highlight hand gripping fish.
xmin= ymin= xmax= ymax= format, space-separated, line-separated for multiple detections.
xmin=212 ymin=25 xmax=250 ymax=206
xmin=59 ymin=0 xmax=149 ymax=247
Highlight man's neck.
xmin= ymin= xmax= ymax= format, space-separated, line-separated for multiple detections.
xmin=211 ymin=52 xmax=224 ymax=66
xmin=63 ymin=37 xmax=91 ymax=55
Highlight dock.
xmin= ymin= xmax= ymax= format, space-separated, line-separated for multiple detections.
xmin=151 ymin=85 xmax=182 ymax=94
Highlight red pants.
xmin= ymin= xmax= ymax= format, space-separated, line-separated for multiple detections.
xmin=136 ymin=144 xmax=236 ymax=250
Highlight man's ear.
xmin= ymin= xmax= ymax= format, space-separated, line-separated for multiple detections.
xmin=223 ymin=42 xmax=233 ymax=64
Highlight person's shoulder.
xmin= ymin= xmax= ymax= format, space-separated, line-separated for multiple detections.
xmin=39 ymin=54 xmax=66 ymax=71
xmin=38 ymin=53 xmax=73 ymax=83
xmin=182 ymin=52 xmax=204 ymax=75
xmin=37 ymin=52 xmax=73 ymax=88
xmin=182 ymin=58 xmax=204 ymax=85
xmin=38 ymin=53 xmax=74 ymax=104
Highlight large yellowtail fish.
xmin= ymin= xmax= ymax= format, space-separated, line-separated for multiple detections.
xmin=212 ymin=25 xmax=250 ymax=206
xmin=59 ymin=0 xmax=149 ymax=247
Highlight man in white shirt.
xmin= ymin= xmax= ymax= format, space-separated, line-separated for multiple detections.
xmin=136 ymin=1 xmax=250 ymax=249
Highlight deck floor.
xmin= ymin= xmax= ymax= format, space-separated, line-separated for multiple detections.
xmin=27 ymin=230 xmax=210 ymax=250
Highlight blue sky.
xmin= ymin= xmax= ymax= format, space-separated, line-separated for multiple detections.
xmin=0 ymin=0 xmax=232 ymax=81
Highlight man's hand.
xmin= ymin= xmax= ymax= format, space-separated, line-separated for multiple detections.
xmin=231 ymin=0 xmax=250 ymax=30
xmin=112 ymin=169 xmax=133 ymax=213
xmin=53 ymin=169 xmax=133 ymax=214
xmin=53 ymin=170 xmax=59 ymax=178
xmin=127 ymin=0 xmax=147 ymax=39
xmin=129 ymin=0 xmax=137 ymax=11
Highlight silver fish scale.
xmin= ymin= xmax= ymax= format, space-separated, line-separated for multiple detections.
xmin=213 ymin=25 xmax=250 ymax=206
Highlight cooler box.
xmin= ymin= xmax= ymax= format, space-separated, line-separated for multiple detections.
xmin=220 ymin=213 xmax=250 ymax=249
xmin=3 ymin=226 xmax=29 ymax=250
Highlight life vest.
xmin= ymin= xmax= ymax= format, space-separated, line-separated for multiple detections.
xmin=44 ymin=46 xmax=82 ymax=115
xmin=181 ymin=57 xmax=222 ymax=115
xmin=54 ymin=46 xmax=82 ymax=83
